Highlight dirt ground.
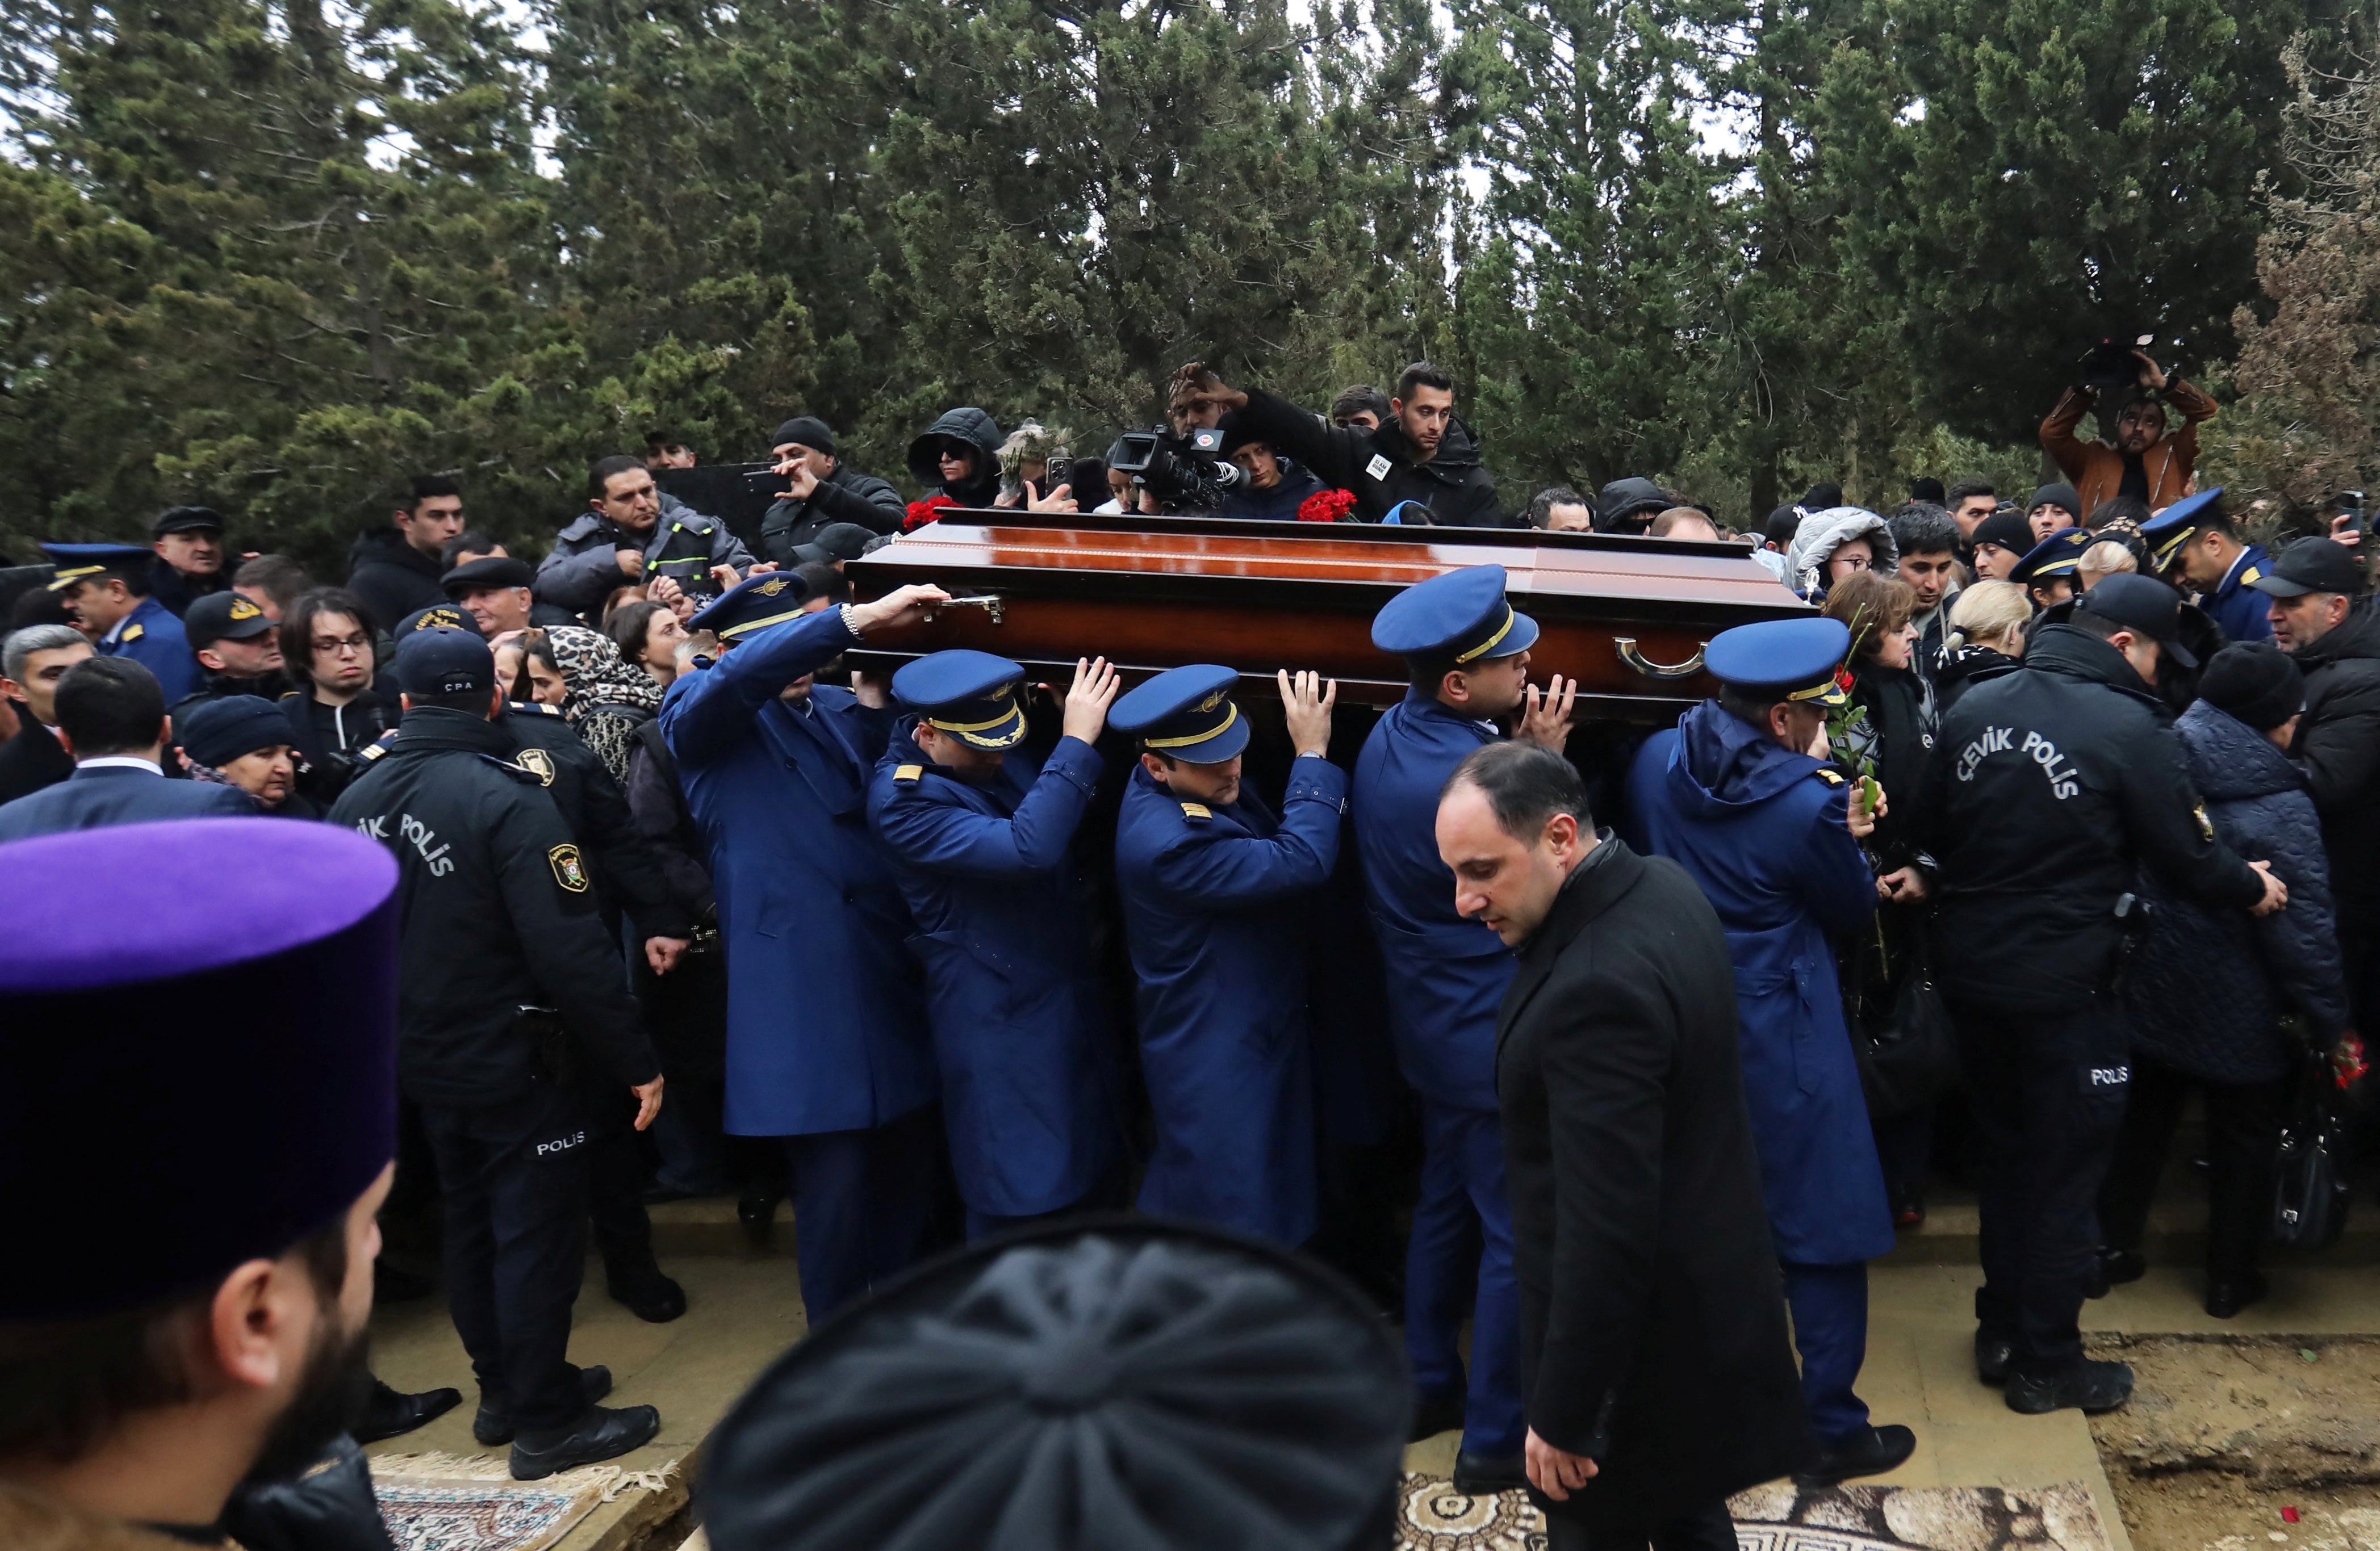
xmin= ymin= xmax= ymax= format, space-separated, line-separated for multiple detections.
xmin=2087 ymin=1335 xmax=2380 ymax=1551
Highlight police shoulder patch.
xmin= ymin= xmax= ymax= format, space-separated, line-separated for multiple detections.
xmin=122 ymin=623 xmax=144 ymax=642
xmin=549 ymin=843 xmax=590 ymax=893
xmin=1179 ymin=801 xmax=1212 ymax=823
xmin=515 ymin=746 xmax=557 ymax=786
xmin=894 ymin=763 xmax=923 ymax=785
xmin=1816 ymin=769 xmax=1846 ymax=786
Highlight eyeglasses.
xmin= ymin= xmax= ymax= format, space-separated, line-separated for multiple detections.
xmin=312 ymin=634 xmax=371 ymax=657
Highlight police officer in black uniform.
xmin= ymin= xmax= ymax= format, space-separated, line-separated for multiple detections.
xmin=382 ymin=603 xmax=695 ymax=1323
xmin=1919 ymin=575 xmax=2286 ymax=1416
xmin=329 ymin=626 xmax=668 ymax=1480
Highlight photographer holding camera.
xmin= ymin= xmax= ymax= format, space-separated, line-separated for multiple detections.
xmin=1172 ymin=360 xmax=1504 ymax=526
xmin=2039 ymin=343 xmax=2218 ymax=520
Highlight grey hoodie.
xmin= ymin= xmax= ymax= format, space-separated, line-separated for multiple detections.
xmin=1784 ymin=506 xmax=1898 ymax=601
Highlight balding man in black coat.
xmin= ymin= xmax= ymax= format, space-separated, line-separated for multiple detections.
xmin=1438 ymin=741 xmax=1812 ymax=1551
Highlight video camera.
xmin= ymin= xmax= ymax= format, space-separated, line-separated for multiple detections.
xmin=1111 ymin=425 xmax=1244 ymax=511
xmin=2076 ymin=332 xmax=2184 ymax=397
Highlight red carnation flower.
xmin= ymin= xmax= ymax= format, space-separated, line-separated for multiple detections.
xmin=1298 ymin=488 xmax=1358 ymax=523
xmin=904 ymin=493 xmax=959 ymax=533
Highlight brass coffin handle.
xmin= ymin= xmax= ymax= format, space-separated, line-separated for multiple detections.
xmin=1613 ymin=637 xmax=1707 ymax=680
xmin=921 ymin=595 xmax=1007 ymax=625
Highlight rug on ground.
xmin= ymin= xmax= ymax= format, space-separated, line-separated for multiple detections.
xmin=369 ymin=1450 xmax=676 ymax=1551
xmin=1398 ymin=1477 xmax=2114 ymax=1551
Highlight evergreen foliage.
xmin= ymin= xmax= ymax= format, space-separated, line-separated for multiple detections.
xmin=0 ymin=0 xmax=2348 ymax=569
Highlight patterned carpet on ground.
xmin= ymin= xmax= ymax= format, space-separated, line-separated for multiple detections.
xmin=370 ymin=1452 xmax=674 ymax=1551
xmin=1398 ymin=1477 xmax=2115 ymax=1551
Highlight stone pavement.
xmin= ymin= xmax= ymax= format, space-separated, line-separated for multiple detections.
xmin=365 ymin=1188 xmax=2380 ymax=1550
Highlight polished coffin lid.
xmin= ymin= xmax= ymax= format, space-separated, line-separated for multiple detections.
xmin=844 ymin=510 xmax=1810 ymax=715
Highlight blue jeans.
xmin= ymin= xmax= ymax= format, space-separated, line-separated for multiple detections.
xmin=1406 ymin=1099 xmax=1524 ymax=1456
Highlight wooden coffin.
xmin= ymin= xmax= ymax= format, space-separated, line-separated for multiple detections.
xmin=844 ymin=510 xmax=1812 ymax=719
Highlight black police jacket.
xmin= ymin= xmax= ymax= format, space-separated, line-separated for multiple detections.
xmin=329 ymin=706 xmax=659 ymax=1106
xmin=1234 ymin=388 xmax=1505 ymax=526
xmin=1919 ymin=623 xmax=2266 ymax=1012
xmin=499 ymin=702 xmax=695 ymax=941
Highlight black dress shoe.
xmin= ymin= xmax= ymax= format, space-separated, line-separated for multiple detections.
xmin=474 ymin=1365 xmax=613 ymax=1447
xmin=2205 ymin=1271 xmax=2268 ymax=1319
xmin=373 ymin=1259 xmax=436 ymax=1303
xmin=1795 ymin=1424 xmax=1917 ymax=1486
xmin=1975 ymin=1331 xmax=2014 ymax=1386
xmin=738 ymin=1185 xmax=783 ymax=1240
xmin=510 ymin=1403 xmax=662 ymax=1481
xmin=2005 ymin=1359 xmax=2134 ymax=1415
xmin=1452 ymin=1451 xmax=1528 ymax=1496
xmin=2095 ymin=1246 xmax=2146 ymax=1288
xmin=354 ymin=1377 xmax=462 ymax=1444
xmin=1409 ymin=1390 xmax=1465 ymax=1443
xmin=606 ymin=1264 xmax=687 ymax=1323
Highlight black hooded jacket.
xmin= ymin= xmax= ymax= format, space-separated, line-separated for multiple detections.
xmin=345 ymin=527 xmax=447 ymax=636
xmin=1233 ymin=389 xmax=1504 ymax=526
xmin=906 ymin=407 xmax=1003 ymax=509
xmin=2287 ymin=604 xmax=2380 ymax=930
xmin=1919 ymin=623 xmax=2266 ymax=1012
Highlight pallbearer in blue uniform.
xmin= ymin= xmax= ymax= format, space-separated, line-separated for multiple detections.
xmin=1108 ymin=663 xmax=1345 ymax=1247
xmin=868 ymin=648 xmax=1124 ymax=1240
xmin=2141 ymin=488 xmax=2273 ymax=643
xmin=660 ymin=571 xmax=955 ymax=1323
xmin=1625 ymin=615 xmax=1917 ymax=1486
xmin=39 ymin=542 xmax=200 ymax=703
xmin=1354 ymin=563 xmax=1576 ymax=1495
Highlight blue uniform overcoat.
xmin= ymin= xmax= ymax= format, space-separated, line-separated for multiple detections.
xmin=1625 ymin=702 xmax=1894 ymax=1265
xmin=867 ymin=723 xmax=1118 ymax=1217
xmin=101 ymin=595 xmax=199 ymax=704
xmin=1112 ymin=756 xmax=1347 ymax=1245
xmin=659 ymin=607 xmax=935 ymax=1137
xmin=1352 ymin=689 xmax=1513 ymax=1112
xmin=2205 ymin=543 xmax=2274 ymax=644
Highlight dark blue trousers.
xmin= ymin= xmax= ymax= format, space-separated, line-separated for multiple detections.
xmin=780 ymin=1103 xmax=946 ymax=1324
xmin=1781 ymin=1260 xmax=1872 ymax=1444
xmin=1406 ymin=1099 xmax=1524 ymax=1457
xmin=421 ymin=1078 xmax=592 ymax=1431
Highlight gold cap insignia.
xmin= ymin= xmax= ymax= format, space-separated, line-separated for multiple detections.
xmin=228 ymin=597 xmax=262 ymax=621
xmin=756 ymin=579 xmax=790 ymax=596
xmin=1195 ymin=690 xmax=1227 ymax=713
xmin=549 ymin=844 xmax=589 ymax=893
xmin=420 ymin=606 xmax=466 ymax=632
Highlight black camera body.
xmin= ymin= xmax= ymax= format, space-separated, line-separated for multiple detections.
xmin=1111 ymin=425 xmax=1243 ymax=510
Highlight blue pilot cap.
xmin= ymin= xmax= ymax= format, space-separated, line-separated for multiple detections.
xmin=40 ymin=542 xmax=153 ymax=592
xmin=1370 ymin=564 xmax=1541 ymax=664
xmin=1109 ymin=664 xmax=1249 ymax=764
xmin=1704 ymin=616 xmax=1851 ymax=707
xmin=394 ymin=624 xmax=496 ymax=698
xmin=893 ymin=649 xmax=1028 ymax=749
xmin=689 ymin=570 xmax=817 ymax=642
xmin=2011 ymin=527 xmax=2093 ymax=588
xmin=2139 ymin=487 xmax=2225 ymax=572
xmin=0 ymin=818 xmax=399 ymax=1319
xmin=392 ymin=601 xmax=476 ymax=639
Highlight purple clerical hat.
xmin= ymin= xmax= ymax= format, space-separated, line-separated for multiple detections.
xmin=0 ymin=819 xmax=400 ymax=1320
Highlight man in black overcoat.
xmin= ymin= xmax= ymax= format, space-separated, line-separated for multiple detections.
xmin=1437 ymin=741 xmax=1813 ymax=1551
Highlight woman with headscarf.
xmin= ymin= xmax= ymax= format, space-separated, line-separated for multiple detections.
xmin=493 ymin=624 xmax=663 ymax=785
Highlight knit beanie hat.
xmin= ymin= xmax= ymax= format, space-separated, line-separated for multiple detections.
xmin=2198 ymin=642 xmax=2304 ymax=732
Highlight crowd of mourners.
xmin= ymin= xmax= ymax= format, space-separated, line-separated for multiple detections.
xmin=0 ymin=344 xmax=2372 ymax=1503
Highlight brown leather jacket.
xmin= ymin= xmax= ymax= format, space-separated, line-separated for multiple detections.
xmin=2039 ymin=378 xmax=2219 ymax=517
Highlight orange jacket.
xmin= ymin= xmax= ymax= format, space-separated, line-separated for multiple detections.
xmin=2039 ymin=378 xmax=2219 ymax=517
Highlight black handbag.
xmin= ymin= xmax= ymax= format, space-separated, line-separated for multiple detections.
xmin=2273 ymin=1049 xmax=2353 ymax=1252
xmin=1849 ymin=922 xmax=1961 ymax=1118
